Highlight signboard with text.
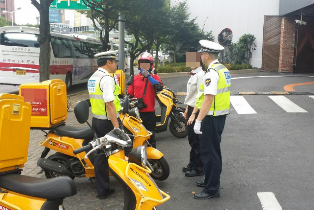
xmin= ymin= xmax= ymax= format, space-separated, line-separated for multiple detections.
xmin=50 ymin=0 xmax=91 ymax=10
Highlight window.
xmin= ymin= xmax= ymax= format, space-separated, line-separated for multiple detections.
xmin=0 ymin=1 xmax=5 ymax=3
xmin=51 ymin=36 xmax=72 ymax=58
xmin=1 ymin=15 xmax=5 ymax=17
xmin=85 ymin=42 xmax=102 ymax=57
xmin=71 ymin=40 xmax=91 ymax=58
xmin=0 ymin=33 xmax=40 ymax=48
xmin=1 ymin=8 xmax=5 ymax=10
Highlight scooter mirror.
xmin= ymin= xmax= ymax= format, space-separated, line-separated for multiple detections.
xmin=127 ymin=75 xmax=134 ymax=86
xmin=122 ymin=96 xmax=129 ymax=114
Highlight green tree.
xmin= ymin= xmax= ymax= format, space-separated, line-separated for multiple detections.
xmin=166 ymin=1 xmax=214 ymax=63
xmin=31 ymin=0 xmax=54 ymax=82
xmin=225 ymin=34 xmax=256 ymax=64
xmin=81 ymin=0 xmax=130 ymax=51
xmin=124 ymin=0 xmax=166 ymax=75
xmin=0 ymin=17 xmax=11 ymax=27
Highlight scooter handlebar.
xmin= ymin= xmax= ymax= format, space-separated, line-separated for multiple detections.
xmin=73 ymin=144 xmax=93 ymax=155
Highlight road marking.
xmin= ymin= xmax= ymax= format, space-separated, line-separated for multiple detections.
xmin=257 ymin=192 xmax=282 ymax=210
xmin=269 ymin=96 xmax=307 ymax=113
xmin=232 ymin=76 xmax=285 ymax=80
xmin=284 ymin=81 xmax=314 ymax=92
xmin=230 ymin=96 xmax=256 ymax=114
xmin=310 ymin=96 xmax=314 ymax=100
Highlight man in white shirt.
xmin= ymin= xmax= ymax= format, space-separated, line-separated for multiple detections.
xmin=183 ymin=49 xmax=205 ymax=177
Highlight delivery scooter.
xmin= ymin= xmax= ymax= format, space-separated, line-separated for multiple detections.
xmin=37 ymin=97 xmax=170 ymax=181
xmin=127 ymin=75 xmax=187 ymax=138
xmin=155 ymin=86 xmax=188 ymax=138
xmin=0 ymin=94 xmax=77 ymax=210
xmin=73 ymin=129 xmax=170 ymax=210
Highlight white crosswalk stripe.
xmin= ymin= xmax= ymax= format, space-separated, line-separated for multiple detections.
xmin=257 ymin=192 xmax=283 ymax=210
xmin=268 ymin=96 xmax=307 ymax=113
xmin=230 ymin=96 xmax=256 ymax=114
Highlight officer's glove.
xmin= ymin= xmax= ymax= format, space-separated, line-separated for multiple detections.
xmin=194 ymin=120 xmax=202 ymax=134
xmin=142 ymin=70 xmax=150 ymax=78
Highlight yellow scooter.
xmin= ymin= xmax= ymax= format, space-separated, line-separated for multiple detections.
xmin=155 ymin=87 xmax=188 ymax=138
xmin=126 ymin=75 xmax=187 ymax=138
xmin=73 ymin=129 xmax=170 ymax=210
xmin=0 ymin=94 xmax=77 ymax=210
xmin=37 ymin=97 xmax=170 ymax=181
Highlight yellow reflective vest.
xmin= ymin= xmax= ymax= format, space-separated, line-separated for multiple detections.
xmin=195 ymin=63 xmax=231 ymax=116
xmin=88 ymin=69 xmax=121 ymax=120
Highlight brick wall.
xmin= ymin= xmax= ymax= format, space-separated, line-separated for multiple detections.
xmin=278 ymin=17 xmax=296 ymax=73
xmin=262 ymin=16 xmax=282 ymax=72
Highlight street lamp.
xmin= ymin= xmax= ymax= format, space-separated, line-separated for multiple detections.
xmin=3 ymin=7 xmax=21 ymax=26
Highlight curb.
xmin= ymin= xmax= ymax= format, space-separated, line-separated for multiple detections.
xmin=176 ymin=91 xmax=314 ymax=96
xmin=157 ymin=69 xmax=262 ymax=79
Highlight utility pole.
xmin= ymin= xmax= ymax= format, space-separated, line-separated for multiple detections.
xmin=118 ymin=13 xmax=125 ymax=71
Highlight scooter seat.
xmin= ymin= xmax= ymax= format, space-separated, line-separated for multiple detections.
xmin=55 ymin=125 xmax=94 ymax=140
xmin=0 ymin=174 xmax=77 ymax=200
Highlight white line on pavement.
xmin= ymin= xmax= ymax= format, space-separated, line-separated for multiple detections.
xmin=309 ymin=96 xmax=314 ymax=100
xmin=269 ymin=96 xmax=307 ymax=113
xmin=257 ymin=192 xmax=282 ymax=210
xmin=230 ymin=96 xmax=257 ymax=114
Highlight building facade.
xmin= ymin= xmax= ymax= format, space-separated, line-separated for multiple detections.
xmin=0 ymin=0 xmax=14 ymax=23
xmin=263 ymin=0 xmax=314 ymax=73
xmin=171 ymin=0 xmax=280 ymax=68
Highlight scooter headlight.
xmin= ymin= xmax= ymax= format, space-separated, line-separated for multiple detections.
xmin=130 ymin=178 xmax=148 ymax=191
xmin=128 ymin=145 xmax=148 ymax=167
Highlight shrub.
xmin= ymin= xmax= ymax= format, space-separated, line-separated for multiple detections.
xmin=229 ymin=64 xmax=252 ymax=70
xmin=156 ymin=63 xmax=190 ymax=73
xmin=223 ymin=63 xmax=231 ymax=70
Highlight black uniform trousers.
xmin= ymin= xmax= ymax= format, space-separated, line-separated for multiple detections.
xmin=187 ymin=106 xmax=203 ymax=173
xmin=92 ymin=117 xmax=121 ymax=197
xmin=139 ymin=112 xmax=156 ymax=148
xmin=200 ymin=115 xmax=226 ymax=194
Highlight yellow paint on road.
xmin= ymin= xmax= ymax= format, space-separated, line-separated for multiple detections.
xmin=284 ymin=82 xmax=314 ymax=92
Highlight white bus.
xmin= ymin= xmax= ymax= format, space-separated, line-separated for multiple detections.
xmin=0 ymin=26 xmax=102 ymax=88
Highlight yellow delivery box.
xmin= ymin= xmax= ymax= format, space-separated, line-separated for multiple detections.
xmin=0 ymin=94 xmax=31 ymax=173
xmin=113 ymin=70 xmax=126 ymax=95
xmin=19 ymin=79 xmax=67 ymax=128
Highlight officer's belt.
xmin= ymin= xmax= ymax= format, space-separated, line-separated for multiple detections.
xmin=207 ymin=109 xmax=230 ymax=116
xmin=93 ymin=113 xmax=120 ymax=120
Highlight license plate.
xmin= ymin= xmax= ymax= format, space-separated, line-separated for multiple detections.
xmin=16 ymin=70 xmax=26 ymax=75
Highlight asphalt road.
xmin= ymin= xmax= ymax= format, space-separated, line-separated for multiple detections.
xmin=62 ymin=73 xmax=314 ymax=210
xmin=2 ymin=72 xmax=314 ymax=209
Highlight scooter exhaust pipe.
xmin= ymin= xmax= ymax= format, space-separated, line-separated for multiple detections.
xmin=37 ymin=158 xmax=74 ymax=177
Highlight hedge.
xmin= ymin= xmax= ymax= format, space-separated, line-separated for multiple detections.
xmin=156 ymin=63 xmax=191 ymax=73
xmin=156 ymin=63 xmax=253 ymax=73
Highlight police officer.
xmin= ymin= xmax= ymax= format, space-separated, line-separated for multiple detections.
xmin=192 ymin=40 xmax=231 ymax=199
xmin=87 ymin=50 xmax=122 ymax=199
xmin=183 ymin=48 xmax=204 ymax=177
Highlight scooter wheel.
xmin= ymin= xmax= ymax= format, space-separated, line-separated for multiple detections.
xmin=169 ymin=116 xmax=188 ymax=138
xmin=148 ymin=157 xmax=170 ymax=181
xmin=44 ymin=153 xmax=75 ymax=180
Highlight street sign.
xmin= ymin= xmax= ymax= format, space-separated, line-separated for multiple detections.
xmin=50 ymin=0 xmax=91 ymax=10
